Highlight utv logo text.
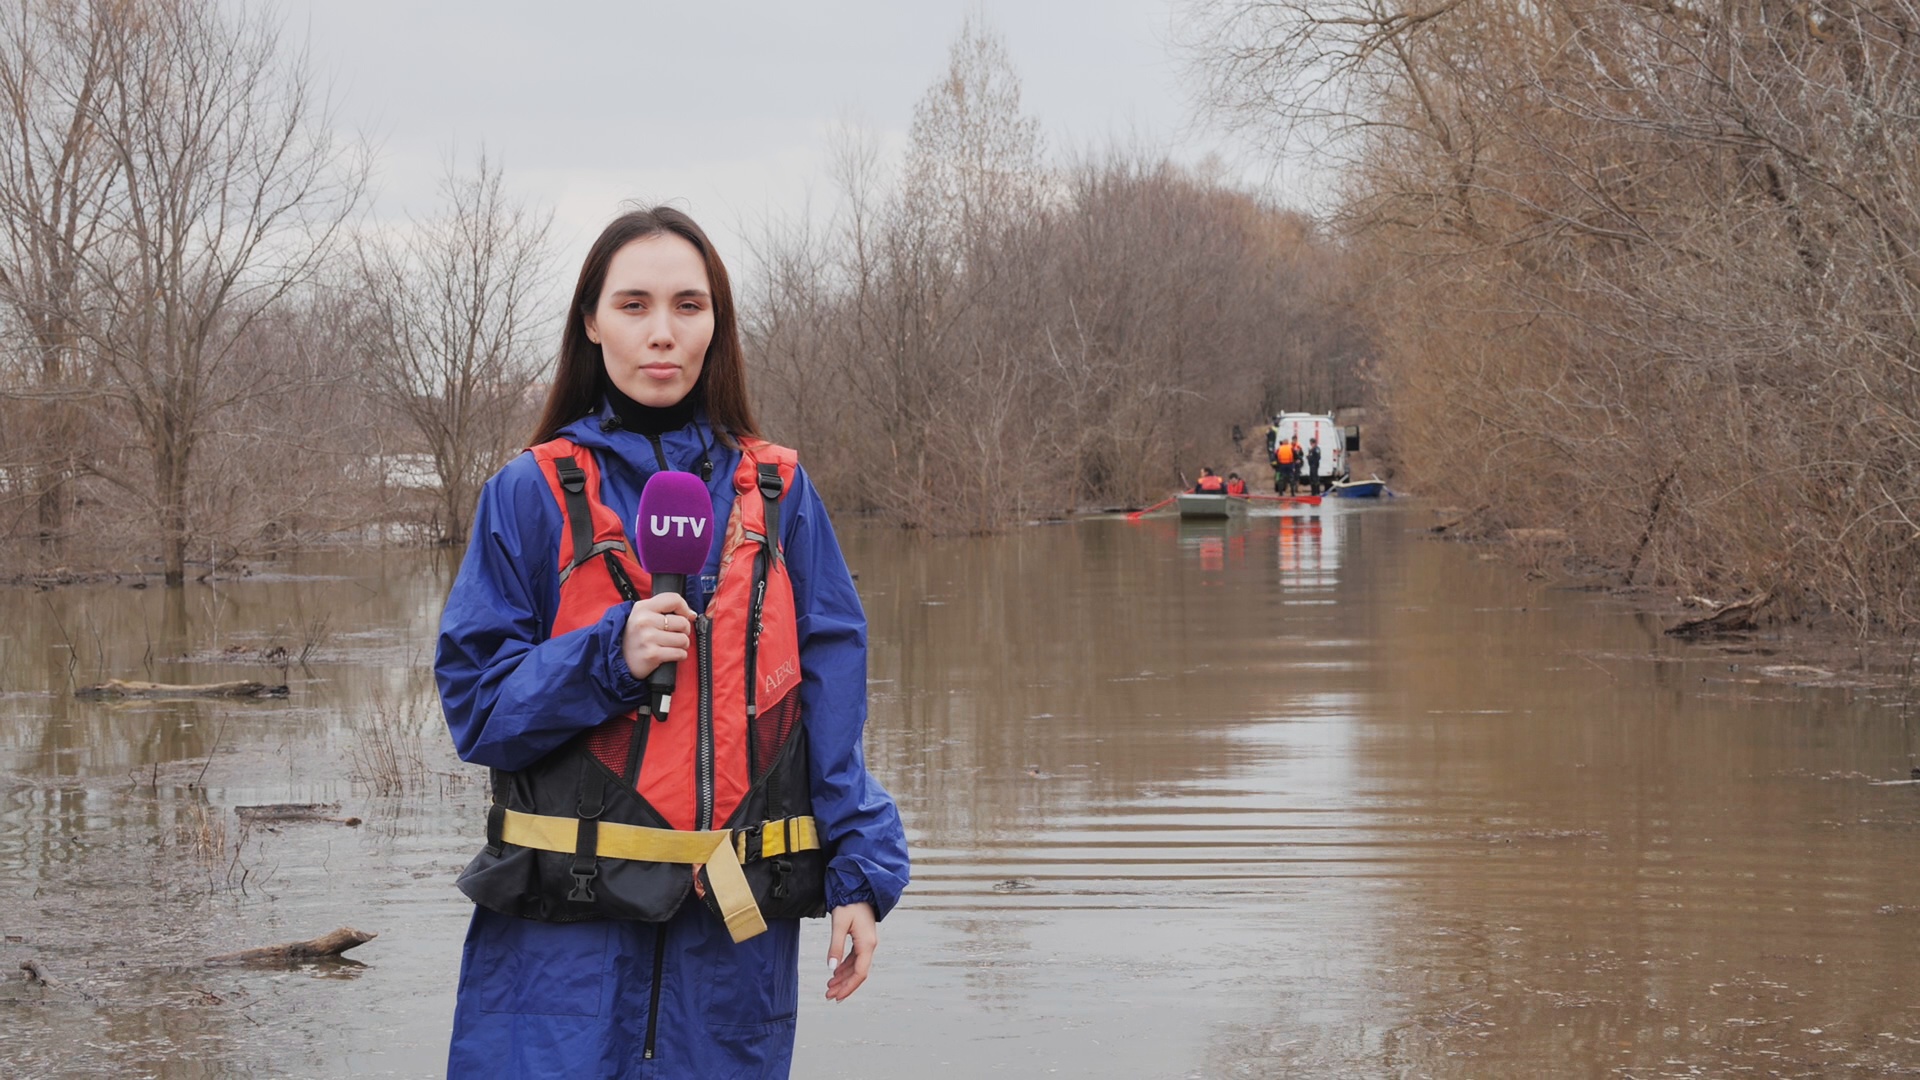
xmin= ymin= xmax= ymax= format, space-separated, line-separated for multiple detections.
xmin=649 ymin=515 xmax=707 ymax=539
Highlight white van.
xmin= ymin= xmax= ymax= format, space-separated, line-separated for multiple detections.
xmin=1265 ymin=412 xmax=1355 ymax=488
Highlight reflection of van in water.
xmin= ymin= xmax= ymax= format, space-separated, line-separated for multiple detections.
xmin=1265 ymin=412 xmax=1357 ymax=483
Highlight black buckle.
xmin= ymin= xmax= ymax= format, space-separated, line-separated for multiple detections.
xmin=738 ymin=822 xmax=764 ymax=863
xmin=756 ymin=463 xmax=783 ymax=502
xmin=568 ymin=868 xmax=597 ymax=903
xmin=567 ymin=817 xmax=599 ymax=902
xmin=769 ymin=858 xmax=793 ymax=900
xmin=568 ymin=791 xmax=602 ymax=902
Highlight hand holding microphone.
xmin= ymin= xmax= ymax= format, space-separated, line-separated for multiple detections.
xmin=621 ymin=593 xmax=696 ymax=685
xmin=631 ymin=471 xmax=714 ymax=719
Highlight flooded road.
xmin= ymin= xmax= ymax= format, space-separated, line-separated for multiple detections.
xmin=4 ymin=504 xmax=1919 ymax=1077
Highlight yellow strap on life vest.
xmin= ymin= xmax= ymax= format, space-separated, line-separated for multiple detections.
xmin=746 ymin=816 xmax=820 ymax=861
xmin=496 ymin=810 xmax=821 ymax=944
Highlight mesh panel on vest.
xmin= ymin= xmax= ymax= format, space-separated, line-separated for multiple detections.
xmin=751 ymin=689 xmax=801 ymax=783
xmin=585 ymin=715 xmax=635 ymax=778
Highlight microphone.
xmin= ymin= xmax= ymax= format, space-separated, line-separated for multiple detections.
xmin=635 ymin=470 xmax=713 ymax=720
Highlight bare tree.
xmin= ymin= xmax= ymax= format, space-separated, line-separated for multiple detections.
xmin=46 ymin=0 xmax=365 ymax=586
xmin=900 ymin=13 xmax=1045 ymax=264
xmin=352 ymin=150 xmax=552 ymax=547
xmin=0 ymin=0 xmax=118 ymax=552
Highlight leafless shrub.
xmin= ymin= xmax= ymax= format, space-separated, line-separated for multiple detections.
xmin=349 ymin=694 xmax=431 ymax=797
xmin=298 ymin=613 xmax=331 ymax=667
xmin=180 ymin=800 xmax=228 ymax=865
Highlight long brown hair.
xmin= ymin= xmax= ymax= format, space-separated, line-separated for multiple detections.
xmin=529 ymin=206 xmax=760 ymax=446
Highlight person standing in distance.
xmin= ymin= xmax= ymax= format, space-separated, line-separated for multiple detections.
xmin=436 ymin=206 xmax=910 ymax=1077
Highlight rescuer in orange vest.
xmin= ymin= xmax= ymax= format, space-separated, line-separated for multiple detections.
xmin=1192 ymin=467 xmax=1227 ymax=494
xmin=1225 ymin=473 xmax=1247 ymax=496
xmin=1273 ymin=437 xmax=1300 ymax=496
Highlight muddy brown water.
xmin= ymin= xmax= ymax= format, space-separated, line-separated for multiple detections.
xmin=3 ymin=505 xmax=1918 ymax=1078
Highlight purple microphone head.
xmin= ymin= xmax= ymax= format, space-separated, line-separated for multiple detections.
xmin=635 ymin=471 xmax=714 ymax=575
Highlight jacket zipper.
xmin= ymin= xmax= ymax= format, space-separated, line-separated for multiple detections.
xmin=695 ymin=613 xmax=715 ymax=830
xmin=745 ymin=571 xmax=769 ymax=775
xmin=640 ymin=437 xmax=688 ymax=1062
xmin=643 ymin=922 xmax=667 ymax=1059
xmin=744 ymin=547 xmax=769 ymax=776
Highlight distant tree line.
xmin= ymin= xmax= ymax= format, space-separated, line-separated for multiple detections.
xmin=748 ymin=19 xmax=1367 ymax=530
xmin=1192 ymin=0 xmax=1920 ymax=631
xmin=0 ymin=2 xmax=1364 ymax=584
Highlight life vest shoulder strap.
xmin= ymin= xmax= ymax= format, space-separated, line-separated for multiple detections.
xmin=733 ymin=438 xmax=799 ymax=560
xmin=530 ymin=438 xmax=598 ymax=574
xmin=527 ymin=438 xmax=639 ymax=596
xmin=733 ymin=438 xmax=798 ymax=491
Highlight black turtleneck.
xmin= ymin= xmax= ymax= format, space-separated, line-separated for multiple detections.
xmin=602 ymin=381 xmax=702 ymax=436
xmin=600 ymin=381 xmax=716 ymax=480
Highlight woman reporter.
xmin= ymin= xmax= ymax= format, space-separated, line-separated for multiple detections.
xmin=435 ymin=206 xmax=909 ymax=1077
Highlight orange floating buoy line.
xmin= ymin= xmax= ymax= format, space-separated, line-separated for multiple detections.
xmin=1126 ymin=495 xmax=1178 ymax=522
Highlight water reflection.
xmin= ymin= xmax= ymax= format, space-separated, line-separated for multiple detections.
xmin=810 ymin=505 xmax=1920 ymax=1077
xmin=0 ymin=553 xmax=472 ymax=1077
xmin=1 ymin=509 xmax=1916 ymax=1077
xmin=1275 ymin=511 xmax=1339 ymax=587
xmin=1338 ymin=546 xmax=1920 ymax=1076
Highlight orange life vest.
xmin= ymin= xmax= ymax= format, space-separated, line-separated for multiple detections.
xmin=537 ymin=436 xmax=802 ymax=832
xmin=1195 ymin=475 xmax=1226 ymax=493
xmin=456 ymin=435 xmax=826 ymax=937
xmin=1276 ymin=443 xmax=1296 ymax=466
xmin=1226 ymin=478 xmax=1247 ymax=496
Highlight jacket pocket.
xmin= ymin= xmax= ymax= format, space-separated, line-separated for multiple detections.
xmin=462 ymin=912 xmax=611 ymax=1018
xmin=704 ymin=1016 xmax=797 ymax=1078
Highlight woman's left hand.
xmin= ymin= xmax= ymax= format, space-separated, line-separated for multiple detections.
xmin=825 ymin=902 xmax=877 ymax=1001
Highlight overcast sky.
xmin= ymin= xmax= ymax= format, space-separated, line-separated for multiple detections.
xmin=281 ymin=0 xmax=1291 ymax=272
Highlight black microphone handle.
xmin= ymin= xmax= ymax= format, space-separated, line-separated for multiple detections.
xmin=647 ymin=572 xmax=687 ymax=718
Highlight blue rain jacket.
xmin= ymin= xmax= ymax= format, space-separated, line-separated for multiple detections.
xmin=437 ymin=405 xmax=909 ymax=1078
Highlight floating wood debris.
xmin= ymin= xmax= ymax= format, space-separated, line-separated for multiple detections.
xmin=236 ymin=803 xmax=361 ymax=827
xmin=203 ymin=927 xmax=377 ymax=966
xmin=1666 ymin=591 xmax=1771 ymax=637
xmin=76 ymin=679 xmax=289 ymax=700
xmin=16 ymin=957 xmax=100 ymax=1002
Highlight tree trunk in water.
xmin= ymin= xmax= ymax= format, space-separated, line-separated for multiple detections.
xmin=442 ymin=477 xmax=470 ymax=548
xmin=34 ymin=347 xmax=68 ymax=553
xmin=158 ymin=438 xmax=191 ymax=588
xmin=163 ymin=534 xmax=186 ymax=588
xmin=36 ymin=466 xmax=64 ymax=552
